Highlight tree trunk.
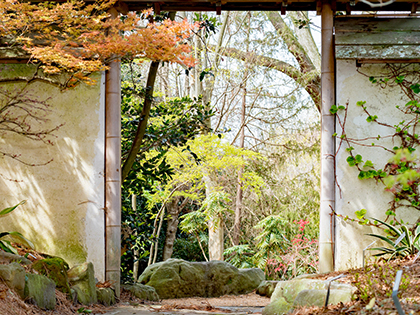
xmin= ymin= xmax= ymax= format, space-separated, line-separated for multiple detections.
xmin=206 ymin=178 xmax=224 ymax=261
xmin=289 ymin=11 xmax=321 ymax=72
xmin=208 ymin=215 xmax=224 ymax=260
xmin=163 ymin=193 xmax=190 ymax=260
xmin=132 ymin=194 xmax=140 ymax=281
xmin=233 ymin=88 xmax=246 ymax=245
xmin=121 ymin=12 xmax=176 ymax=181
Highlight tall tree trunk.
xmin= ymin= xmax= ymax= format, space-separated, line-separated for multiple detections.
xmin=121 ymin=12 xmax=176 ymax=181
xmin=233 ymin=88 xmax=246 ymax=245
xmin=233 ymin=14 xmax=250 ymax=245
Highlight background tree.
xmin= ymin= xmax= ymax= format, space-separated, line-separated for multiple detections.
xmin=116 ymin=9 xmax=322 ymax=280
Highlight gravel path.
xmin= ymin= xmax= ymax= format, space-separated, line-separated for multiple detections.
xmin=104 ymin=293 xmax=270 ymax=315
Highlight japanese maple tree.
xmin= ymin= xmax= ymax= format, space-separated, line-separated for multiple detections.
xmin=0 ymin=0 xmax=197 ymax=86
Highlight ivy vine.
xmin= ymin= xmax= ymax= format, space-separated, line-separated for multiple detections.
xmin=332 ymin=64 xmax=420 ymax=230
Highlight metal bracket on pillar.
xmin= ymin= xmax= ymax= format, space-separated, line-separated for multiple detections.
xmin=411 ymin=3 xmax=418 ymax=14
xmin=281 ymin=1 xmax=288 ymax=15
xmin=114 ymin=1 xmax=129 ymax=15
xmin=316 ymin=0 xmax=322 ymax=15
xmin=345 ymin=3 xmax=352 ymax=15
xmin=154 ymin=2 xmax=161 ymax=15
xmin=331 ymin=0 xmax=337 ymax=12
xmin=215 ymin=1 xmax=221 ymax=15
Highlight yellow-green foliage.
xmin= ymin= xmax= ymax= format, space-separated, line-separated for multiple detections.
xmin=145 ymin=134 xmax=264 ymax=210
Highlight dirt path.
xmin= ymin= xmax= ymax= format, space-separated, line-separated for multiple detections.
xmin=104 ymin=293 xmax=270 ymax=315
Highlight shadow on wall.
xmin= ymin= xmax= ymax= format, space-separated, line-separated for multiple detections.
xmin=0 ymin=64 xmax=105 ymax=280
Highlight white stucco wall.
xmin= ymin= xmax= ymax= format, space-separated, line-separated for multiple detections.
xmin=335 ymin=60 xmax=419 ymax=270
xmin=0 ymin=64 xmax=105 ymax=280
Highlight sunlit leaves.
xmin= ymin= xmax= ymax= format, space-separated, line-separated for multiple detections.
xmin=0 ymin=0 xmax=198 ymax=86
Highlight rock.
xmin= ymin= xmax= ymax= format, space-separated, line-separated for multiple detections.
xmin=122 ymin=284 xmax=159 ymax=301
xmin=96 ymin=287 xmax=116 ymax=306
xmin=0 ymin=262 xmax=26 ymax=298
xmin=138 ymin=259 xmax=265 ymax=299
xmin=263 ymin=278 xmax=356 ymax=315
xmin=67 ymin=262 xmax=97 ymax=305
xmin=0 ymin=251 xmax=31 ymax=265
xmin=24 ymin=273 xmax=56 ymax=310
xmin=293 ymin=287 xmax=354 ymax=308
xmin=32 ymin=257 xmax=71 ymax=294
xmin=262 ymin=295 xmax=291 ymax=315
xmin=257 ymin=281 xmax=278 ymax=298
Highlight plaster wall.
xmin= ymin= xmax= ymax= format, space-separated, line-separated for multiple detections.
xmin=0 ymin=64 xmax=105 ymax=280
xmin=335 ymin=60 xmax=418 ymax=270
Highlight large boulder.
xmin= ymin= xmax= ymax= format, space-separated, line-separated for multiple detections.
xmin=67 ymin=262 xmax=97 ymax=305
xmin=24 ymin=273 xmax=56 ymax=310
xmin=263 ymin=278 xmax=356 ymax=315
xmin=122 ymin=284 xmax=159 ymax=301
xmin=0 ymin=262 xmax=26 ymax=298
xmin=138 ymin=259 xmax=265 ymax=299
xmin=32 ymin=257 xmax=71 ymax=295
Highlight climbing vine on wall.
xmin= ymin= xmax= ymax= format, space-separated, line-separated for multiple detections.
xmin=332 ymin=64 xmax=420 ymax=230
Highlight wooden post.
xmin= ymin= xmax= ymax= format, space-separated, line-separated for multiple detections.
xmin=105 ymin=7 xmax=122 ymax=297
xmin=319 ymin=0 xmax=335 ymax=273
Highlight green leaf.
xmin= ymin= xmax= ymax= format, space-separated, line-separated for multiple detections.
xmin=329 ymin=105 xmax=338 ymax=114
xmin=355 ymin=209 xmax=367 ymax=220
xmin=395 ymin=76 xmax=405 ymax=84
xmin=363 ymin=160 xmax=374 ymax=168
xmin=7 ymin=232 xmax=34 ymax=249
xmin=356 ymin=101 xmax=366 ymax=107
xmin=371 ymin=217 xmax=401 ymax=237
xmin=366 ymin=233 xmax=394 ymax=247
xmin=411 ymin=83 xmax=420 ymax=94
xmin=366 ymin=115 xmax=378 ymax=123
xmin=0 ymin=240 xmax=18 ymax=255
xmin=347 ymin=156 xmax=356 ymax=167
xmin=0 ymin=201 xmax=25 ymax=217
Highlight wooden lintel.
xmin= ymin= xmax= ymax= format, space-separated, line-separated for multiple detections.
xmin=0 ymin=59 xmax=29 ymax=64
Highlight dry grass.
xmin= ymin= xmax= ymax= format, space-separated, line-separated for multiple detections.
xmin=290 ymin=257 xmax=420 ymax=314
xmin=0 ymin=281 xmax=111 ymax=315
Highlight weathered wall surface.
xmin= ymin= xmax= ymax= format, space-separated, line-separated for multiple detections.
xmin=0 ymin=64 xmax=105 ymax=280
xmin=335 ymin=60 xmax=418 ymax=270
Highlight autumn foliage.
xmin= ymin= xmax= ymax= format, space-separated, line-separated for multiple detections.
xmin=0 ymin=0 xmax=197 ymax=85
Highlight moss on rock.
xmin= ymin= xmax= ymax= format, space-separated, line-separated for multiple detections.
xmin=32 ymin=257 xmax=71 ymax=295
